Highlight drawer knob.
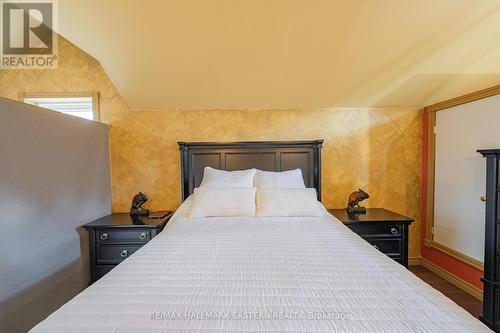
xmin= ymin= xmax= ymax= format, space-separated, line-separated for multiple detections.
xmin=120 ymin=250 xmax=128 ymax=257
xmin=100 ymin=233 xmax=108 ymax=240
xmin=390 ymin=227 xmax=399 ymax=235
xmin=139 ymin=232 xmax=147 ymax=240
xmin=373 ymin=245 xmax=380 ymax=251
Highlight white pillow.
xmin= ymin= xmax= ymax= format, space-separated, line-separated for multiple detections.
xmin=199 ymin=167 xmax=256 ymax=188
xmin=256 ymin=188 xmax=323 ymax=217
xmin=254 ymin=169 xmax=306 ymax=189
xmin=188 ymin=187 xmax=256 ymax=218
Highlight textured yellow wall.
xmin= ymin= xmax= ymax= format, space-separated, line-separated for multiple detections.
xmin=0 ymin=38 xmax=422 ymax=258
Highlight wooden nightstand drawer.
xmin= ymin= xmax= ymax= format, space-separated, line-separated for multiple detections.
xmin=365 ymin=238 xmax=401 ymax=255
xmin=97 ymin=228 xmax=150 ymax=243
xmin=495 ymin=288 xmax=500 ymax=323
xmin=96 ymin=265 xmax=115 ymax=278
xmin=387 ymin=255 xmax=402 ymax=264
xmin=348 ymin=224 xmax=402 ymax=238
xmin=97 ymin=244 xmax=142 ymax=264
xmin=84 ymin=211 xmax=173 ymax=283
xmin=328 ymin=208 xmax=413 ymax=267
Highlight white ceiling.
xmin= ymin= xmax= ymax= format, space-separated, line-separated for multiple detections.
xmin=59 ymin=0 xmax=500 ymax=110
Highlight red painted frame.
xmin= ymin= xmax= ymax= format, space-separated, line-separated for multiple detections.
xmin=421 ymin=108 xmax=483 ymax=290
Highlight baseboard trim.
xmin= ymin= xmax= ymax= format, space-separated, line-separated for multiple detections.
xmin=408 ymin=257 xmax=421 ymax=266
xmin=420 ymin=257 xmax=483 ymax=301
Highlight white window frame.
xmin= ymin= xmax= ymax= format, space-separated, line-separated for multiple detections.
xmin=19 ymin=92 xmax=100 ymax=122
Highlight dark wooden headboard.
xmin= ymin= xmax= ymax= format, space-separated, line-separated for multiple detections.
xmin=178 ymin=140 xmax=323 ymax=201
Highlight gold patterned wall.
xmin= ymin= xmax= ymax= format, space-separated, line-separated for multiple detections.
xmin=0 ymin=37 xmax=422 ymax=258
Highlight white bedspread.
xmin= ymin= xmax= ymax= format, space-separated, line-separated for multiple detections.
xmin=30 ymin=203 xmax=491 ymax=332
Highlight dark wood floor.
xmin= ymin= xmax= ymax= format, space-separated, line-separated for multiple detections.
xmin=409 ymin=265 xmax=482 ymax=318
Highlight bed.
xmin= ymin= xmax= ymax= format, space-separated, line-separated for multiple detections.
xmin=30 ymin=141 xmax=490 ymax=332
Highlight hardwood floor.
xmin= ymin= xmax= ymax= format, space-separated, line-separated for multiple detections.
xmin=409 ymin=265 xmax=482 ymax=318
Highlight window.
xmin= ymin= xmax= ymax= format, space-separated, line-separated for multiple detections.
xmin=21 ymin=92 xmax=100 ymax=121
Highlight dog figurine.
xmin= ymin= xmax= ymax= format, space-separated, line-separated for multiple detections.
xmin=130 ymin=192 xmax=149 ymax=216
xmin=346 ymin=189 xmax=369 ymax=214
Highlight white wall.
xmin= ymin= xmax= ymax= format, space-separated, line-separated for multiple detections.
xmin=0 ymin=97 xmax=111 ymax=333
xmin=434 ymin=93 xmax=500 ymax=262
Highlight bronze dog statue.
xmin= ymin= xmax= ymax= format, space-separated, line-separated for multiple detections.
xmin=130 ymin=192 xmax=149 ymax=216
xmin=347 ymin=189 xmax=369 ymax=214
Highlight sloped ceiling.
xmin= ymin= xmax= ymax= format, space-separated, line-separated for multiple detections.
xmin=58 ymin=0 xmax=500 ymax=110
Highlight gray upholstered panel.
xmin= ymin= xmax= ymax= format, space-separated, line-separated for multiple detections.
xmin=0 ymin=97 xmax=111 ymax=333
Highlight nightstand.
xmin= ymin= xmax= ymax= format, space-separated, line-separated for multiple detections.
xmin=83 ymin=212 xmax=173 ymax=283
xmin=328 ymin=208 xmax=414 ymax=267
